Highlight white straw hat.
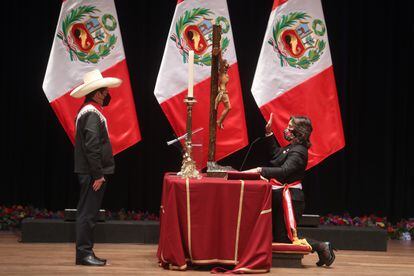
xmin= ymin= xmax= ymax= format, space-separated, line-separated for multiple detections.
xmin=70 ymin=69 xmax=122 ymax=98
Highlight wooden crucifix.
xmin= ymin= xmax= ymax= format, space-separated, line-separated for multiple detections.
xmin=207 ymin=24 xmax=233 ymax=177
xmin=207 ymin=24 xmax=221 ymax=165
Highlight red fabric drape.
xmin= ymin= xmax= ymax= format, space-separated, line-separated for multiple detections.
xmin=157 ymin=173 xmax=272 ymax=273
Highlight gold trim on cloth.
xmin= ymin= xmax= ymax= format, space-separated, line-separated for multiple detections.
xmin=234 ymin=180 xmax=245 ymax=263
xmin=272 ymin=241 xmax=312 ymax=252
xmin=160 ymin=251 xmax=166 ymax=263
xmin=233 ymin=267 xmax=270 ymax=273
xmin=161 ymin=252 xmax=188 ymax=270
xmin=191 ymin=259 xmax=237 ymax=265
xmin=272 ymin=251 xmax=311 ymax=255
xmin=292 ymin=237 xmax=312 ymax=250
xmin=186 ymin=177 xmax=193 ymax=260
xmin=260 ymin=208 xmax=272 ymax=215
xmin=169 ymin=263 xmax=188 ymax=270
xmin=272 ymin=242 xmax=311 ymax=246
xmin=184 ymin=178 xmax=248 ymax=265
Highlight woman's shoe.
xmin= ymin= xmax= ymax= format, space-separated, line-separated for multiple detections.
xmin=316 ymin=242 xmax=337 ymax=267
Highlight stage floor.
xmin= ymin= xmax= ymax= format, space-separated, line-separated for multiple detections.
xmin=1 ymin=231 xmax=413 ymax=275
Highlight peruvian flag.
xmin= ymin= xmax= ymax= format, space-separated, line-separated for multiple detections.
xmin=154 ymin=0 xmax=248 ymax=167
xmin=251 ymin=0 xmax=345 ymax=168
xmin=42 ymin=0 xmax=141 ymax=154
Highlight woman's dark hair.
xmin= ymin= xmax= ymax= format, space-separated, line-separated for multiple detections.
xmin=290 ymin=116 xmax=313 ymax=148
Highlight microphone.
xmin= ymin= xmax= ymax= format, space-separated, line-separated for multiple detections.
xmin=239 ymin=136 xmax=263 ymax=171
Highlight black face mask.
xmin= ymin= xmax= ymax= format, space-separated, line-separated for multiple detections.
xmin=283 ymin=128 xmax=295 ymax=141
xmin=102 ymin=94 xmax=111 ymax=107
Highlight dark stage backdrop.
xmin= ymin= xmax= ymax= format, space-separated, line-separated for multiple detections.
xmin=1 ymin=0 xmax=413 ymax=221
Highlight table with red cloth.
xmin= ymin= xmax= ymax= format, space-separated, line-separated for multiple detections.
xmin=157 ymin=173 xmax=272 ymax=273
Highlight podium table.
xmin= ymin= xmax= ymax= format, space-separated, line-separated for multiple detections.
xmin=157 ymin=173 xmax=272 ymax=273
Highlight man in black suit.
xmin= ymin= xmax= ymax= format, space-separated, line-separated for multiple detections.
xmin=245 ymin=114 xmax=336 ymax=267
xmin=70 ymin=69 xmax=122 ymax=266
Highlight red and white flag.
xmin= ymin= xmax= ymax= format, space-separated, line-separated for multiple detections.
xmin=43 ymin=0 xmax=141 ymax=154
xmin=154 ymin=0 xmax=248 ymax=167
xmin=252 ymin=0 xmax=345 ymax=168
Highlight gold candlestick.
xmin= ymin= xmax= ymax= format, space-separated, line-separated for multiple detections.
xmin=178 ymin=96 xmax=200 ymax=179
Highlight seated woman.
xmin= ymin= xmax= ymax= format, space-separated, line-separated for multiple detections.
xmin=245 ymin=114 xmax=336 ymax=267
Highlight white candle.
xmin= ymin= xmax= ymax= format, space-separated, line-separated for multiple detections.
xmin=188 ymin=50 xmax=194 ymax=98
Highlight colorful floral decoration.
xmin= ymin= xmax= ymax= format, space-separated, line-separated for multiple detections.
xmin=320 ymin=212 xmax=414 ymax=240
xmin=0 ymin=205 xmax=64 ymax=230
xmin=2 ymin=206 xmax=411 ymax=240
xmin=0 ymin=205 xmax=159 ymax=231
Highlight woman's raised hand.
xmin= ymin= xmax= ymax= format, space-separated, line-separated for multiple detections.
xmin=265 ymin=113 xmax=273 ymax=135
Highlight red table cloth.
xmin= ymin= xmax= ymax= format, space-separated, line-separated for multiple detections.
xmin=157 ymin=173 xmax=272 ymax=273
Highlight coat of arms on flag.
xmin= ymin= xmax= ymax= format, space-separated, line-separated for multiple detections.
xmin=154 ymin=0 xmax=248 ymax=168
xmin=43 ymin=0 xmax=141 ymax=155
xmin=170 ymin=8 xmax=230 ymax=65
xmin=251 ymin=0 xmax=345 ymax=169
xmin=57 ymin=5 xmax=118 ymax=64
xmin=268 ymin=12 xmax=327 ymax=69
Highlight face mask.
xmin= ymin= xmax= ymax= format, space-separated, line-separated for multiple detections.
xmin=102 ymin=93 xmax=111 ymax=107
xmin=283 ymin=128 xmax=295 ymax=141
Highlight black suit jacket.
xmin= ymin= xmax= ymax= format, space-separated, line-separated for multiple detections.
xmin=261 ymin=135 xmax=308 ymax=243
xmin=261 ymin=135 xmax=308 ymax=201
xmin=74 ymin=104 xmax=115 ymax=179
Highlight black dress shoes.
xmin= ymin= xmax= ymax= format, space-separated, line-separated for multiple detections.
xmin=76 ymin=255 xmax=106 ymax=266
xmin=93 ymin=253 xmax=107 ymax=263
xmin=316 ymin=242 xmax=336 ymax=267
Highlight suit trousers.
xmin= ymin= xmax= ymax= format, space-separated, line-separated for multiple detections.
xmin=272 ymin=188 xmax=321 ymax=251
xmin=76 ymin=174 xmax=106 ymax=259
